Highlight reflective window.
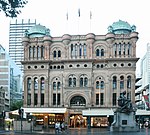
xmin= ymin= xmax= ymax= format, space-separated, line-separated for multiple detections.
xmin=58 ymin=50 xmax=61 ymax=57
xmin=41 ymin=77 xmax=45 ymax=90
xmin=70 ymin=96 xmax=86 ymax=106
xmin=101 ymin=49 xmax=104 ymax=56
xmin=27 ymin=77 xmax=31 ymax=91
xmin=113 ymin=76 xmax=117 ymax=89
xmin=53 ymin=50 xmax=56 ymax=58
xmin=41 ymin=46 xmax=44 ymax=58
xmin=34 ymin=77 xmax=38 ymax=90
xmin=127 ymin=76 xmax=131 ymax=88
xmin=120 ymin=76 xmax=124 ymax=89
xmin=53 ymin=82 xmax=56 ymax=90
xmin=96 ymin=49 xmax=100 ymax=56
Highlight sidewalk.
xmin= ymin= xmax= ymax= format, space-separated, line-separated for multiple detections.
xmin=0 ymin=127 xmax=150 ymax=135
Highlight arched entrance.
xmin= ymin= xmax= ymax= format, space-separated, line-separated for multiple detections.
xmin=70 ymin=115 xmax=87 ymax=128
xmin=70 ymin=96 xmax=86 ymax=106
xmin=69 ymin=96 xmax=87 ymax=128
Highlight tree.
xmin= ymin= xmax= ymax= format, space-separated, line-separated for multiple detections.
xmin=0 ymin=0 xmax=28 ymax=18
xmin=10 ymin=100 xmax=23 ymax=111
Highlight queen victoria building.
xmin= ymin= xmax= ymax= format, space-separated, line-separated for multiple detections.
xmin=21 ymin=20 xmax=139 ymax=128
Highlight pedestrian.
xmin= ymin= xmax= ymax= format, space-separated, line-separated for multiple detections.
xmin=144 ymin=121 xmax=149 ymax=128
xmin=61 ymin=122 xmax=65 ymax=132
xmin=55 ymin=122 xmax=59 ymax=134
xmin=65 ymin=122 xmax=68 ymax=131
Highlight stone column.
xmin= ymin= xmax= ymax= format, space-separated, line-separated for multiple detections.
xmin=61 ymin=74 xmax=64 ymax=106
xmin=31 ymin=79 xmax=34 ymax=107
xmin=37 ymin=78 xmax=41 ymax=107
xmin=109 ymin=79 xmax=112 ymax=107
xmin=117 ymin=79 xmax=120 ymax=100
xmin=44 ymin=78 xmax=49 ymax=107
xmin=23 ymin=78 xmax=27 ymax=107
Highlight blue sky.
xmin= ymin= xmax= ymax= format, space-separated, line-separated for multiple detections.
xmin=0 ymin=0 xmax=150 ymax=73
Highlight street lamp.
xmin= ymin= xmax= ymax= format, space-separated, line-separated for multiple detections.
xmin=2 ymin=110 xmax=5 ymax=130
xmin=29 ymin=113 xmax=33 ymax=132
xmin=18 ymin=108 xmax=24 ymax=131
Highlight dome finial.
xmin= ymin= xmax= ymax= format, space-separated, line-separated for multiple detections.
xmin=108 ymin=20 xmax=136 ymax=34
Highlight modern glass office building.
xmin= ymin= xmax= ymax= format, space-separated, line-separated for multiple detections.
xmin=9 ymin=19 xmax=37 ymax=71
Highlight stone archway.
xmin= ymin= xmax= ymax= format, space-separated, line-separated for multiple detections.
xmin=70 ymin=96 xmax=86 ymax=107
xmin=70 ymin=115 xmax=86 ymax=128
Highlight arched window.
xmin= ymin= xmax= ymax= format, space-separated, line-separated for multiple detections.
xmin=41 ymin=46 xmax=44 ymax=58
xmin=101 ymin=49 xmax=104 ymax=56
xmin=127 ymin=44 xmax=131 ymax=56
xmin=58 ymin=50 xmax=61 ymax=58
xmin=80 ymin=78 xmax=83 ymax=87
xmin=113 ymin=44 xmax=117 ymax=57
xmin=69 ymin=78 xmax=72 ymax=87
xmin=96 ymin=49 xmax=100 ymax=56
xmin=100 ymin=81 xmax=104 ymax=89
xmin=83 ymin=44 xmax=87 ymax=56
xmin=113 ymin=76 xmax=117 ymax=89
xmin=68 ymin=75 xmax=76 ymax=87
xmin=70 ymin=96 xmax=86 ymax=106
xmin=119 ymin=43 xmax=121 ymax=56
xmin=53 ymin=82 xmax=56 ymax=90
xmin=80 ymin=75 xmax=88 ymax=87
xmin=57 ymin=82 xmax=61 ymax=90
xmin=120 ymin=76 xmax=124 ymax=89
xmin=27 ymin=77 xmax=31 ymax=91
xmin=127 ymin=76 xmax=131 ymax=88
xmin=34 ymin=77 xmax=38 ymax=90
xmin=73 ymin=77 xmax=76 ymax=87
xmin=29 ymin=46 xmax=32 ymax=59
xmin=53 ymin=50 xmax=57 ymax=58
xmin=75 ymin=44 xmax=77 ymax=57
xmin=79 ymin=44 xmax=82 ymax=57
xmin=40 ymin=77 xmax=45 ymax=90
xmin=37 ymin=46 xmax=40 ymax=58
xmin=96 ymin=81 xmax=100 ymax=89
xmin=84 ymin=77 xmax=88 ymax=87
xmin=123 ymin=44 xmax=126 ymax=55
xmin=33 ymin=46 xmax=36 ymax=58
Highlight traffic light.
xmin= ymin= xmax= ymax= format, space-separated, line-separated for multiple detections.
xmin=18 ymin=108 xmax=24 ymax=118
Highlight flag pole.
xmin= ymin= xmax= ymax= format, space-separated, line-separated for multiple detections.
xmin=90 ymin=10 xmax=92 ymax=33
xmin=66 ymin=11 xmax=69 ymax=34
xmin=78 ymin=8 xmax=80 ymax=35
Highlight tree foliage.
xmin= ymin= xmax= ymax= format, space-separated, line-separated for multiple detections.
xmin=10 ymin=100 xmax=23 ymax=111
xmin=0 ymin=0 xmax=28 ymax=17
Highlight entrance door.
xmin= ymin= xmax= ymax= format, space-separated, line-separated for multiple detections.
xmin=70 ymin=115 xmax=87 ymax=128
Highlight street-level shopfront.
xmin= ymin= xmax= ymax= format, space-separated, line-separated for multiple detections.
xmin=23 ymin=108 xmax=114 ymax=128
xmin=10 ymin=108 xmax=150 ymax=129
xmin=82 ymin=109 xmax=114 ymax=127
xmin=23 ymin=108 xmax=67 ymax=128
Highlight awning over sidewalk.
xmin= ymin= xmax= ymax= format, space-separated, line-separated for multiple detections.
xmin=136 ymin=109 xmax=150 ymax=115
xmin=23 ymin=107 xmax=67 ymax=114
xmin=82 ymin=109 xmax=114 ymax=116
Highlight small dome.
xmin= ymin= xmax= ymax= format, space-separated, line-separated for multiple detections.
xmin=108 ymin=20 xmax=136 ymax=34
xmin=25 ymin=24 xmax=50 ymax=37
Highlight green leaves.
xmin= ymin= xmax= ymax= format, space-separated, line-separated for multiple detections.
xmin=0 ymin=0 xmax=28 ymax=18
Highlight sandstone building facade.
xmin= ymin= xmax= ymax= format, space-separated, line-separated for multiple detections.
xmin=21 ymin=20 xmax=139 ymax=128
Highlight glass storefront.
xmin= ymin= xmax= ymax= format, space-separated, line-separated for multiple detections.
xmin=70 ymin=114 xmax=87 ymax=128
xmin=33 ymin=113 xmax=64 ymax=128
xmin=91 ymin=117 xmax=108 ymax=127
